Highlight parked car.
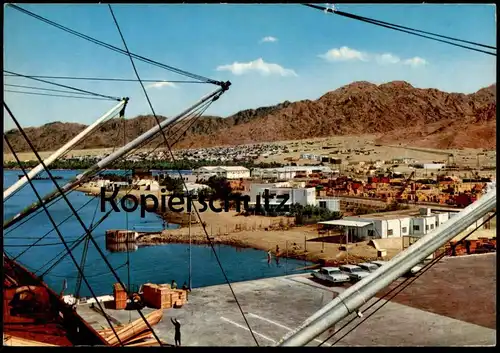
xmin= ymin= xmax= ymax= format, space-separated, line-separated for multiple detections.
xmin=339 ymin=264 xmax=371 ymax=282
xmin=371 ymin=260 xmax=424 ymax=277
xmin=370 ymin=260 xmax=387 ymax=268
xmin=312 ymin=267 xmax=351 ymax=284
xmin=358 ymin=262 xmax=379 ymax=273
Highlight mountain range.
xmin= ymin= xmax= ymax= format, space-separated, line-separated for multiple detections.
xmin=4 ymin=81 xmax=496 ymax=153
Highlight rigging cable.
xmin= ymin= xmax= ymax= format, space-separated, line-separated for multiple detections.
xmin=2 ymin=109 xmax=122 ymax=203
xmin=45 ymin=262 xmax=129 ymax=279
xmin=9 ymin=256 xmax=128 ymax=279
xmin=4 ymin=83 xmax=103 ymax=96
xmin=74 ymin=192 xmax=102 ymax=300
xmin=317 ymin=211 xmax=497 ymax=346
xmin=2 ymin=95 xmax=212 ymax=233
xmin=39 ymin=217 xmax=113 ymax=279
xmin=302 ymin=4 xmax=496 ymax=56
xmin=4 ymin=238 xmax=91 ymax=247
xmin=7 ymin=197 xmax=102 ymax=255
xmin=3 ymin=131 xmax=124 ymax=347
xmin=107 ymin=4 xmax=261 ymax=346
xmin=3 ymin=89 xmax=116 ymax=101
xmin=2 ymin=107 xmax=197 ymax=242
xmin=123 ymin=116 xmax=133 ymax=323
xmin=4 ymin=70 xmax=122 ymax=101
xmin=4 ymin=102 xmax=163 ymax=347
xmin=4 ymin=73 xmax=209 ymax=84
xmin=7 ymin=4 xmax=223 ymax=85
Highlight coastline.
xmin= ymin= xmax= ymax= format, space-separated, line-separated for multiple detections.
xmin=77 ymin=185 xmax=392 ymax=265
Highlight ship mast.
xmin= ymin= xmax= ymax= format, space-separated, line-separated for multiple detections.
xmin=4 ymin=99 xmax=128 ymax=201
xmin=3 ymin=86 xmax=227 ymax=231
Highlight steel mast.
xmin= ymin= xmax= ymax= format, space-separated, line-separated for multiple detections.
xmin=4 ymin=84 xmax=229 ymax=230
xmin=3 ymin=99 xmax=128 ymax=201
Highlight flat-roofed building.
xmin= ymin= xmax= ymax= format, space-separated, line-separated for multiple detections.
xmin=318 ymin=207 xmax=486 ymax=241
xmin=194 ymin=166 xmax=250 ymax=180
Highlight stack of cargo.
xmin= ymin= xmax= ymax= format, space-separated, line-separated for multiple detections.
xmin=170 ymin=289 xmax=188 ymax=308
xmin=106 ymin=230 xmax=137 ymax=244
xmin=142 ymin=283 xmax=172 ymax=309
xmin=113 ymin=283 xmax=127 ymax=310
xmin=142 ymin=283 xmax=187 ymax=309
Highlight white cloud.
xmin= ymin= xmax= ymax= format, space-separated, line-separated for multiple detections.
xmin=216 ymin=58 xmax=298 ymax=77
xmin=403 ymin=57 xmax=428 ymax=67
xmin=319 ymin=46 xmax=368 ymax=62
xmin=260 ymin=36 xmax=278 ymax=43
xmin=319 ymin=46 xmax=427 ymax=68
xmin=146 ymin=81 xmax=177 ymax=89
xmin=376 ymin=53 xmax=400 ymax=65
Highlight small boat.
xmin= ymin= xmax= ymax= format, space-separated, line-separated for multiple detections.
xmin=18 ymin=175 xmax=63 ymax=180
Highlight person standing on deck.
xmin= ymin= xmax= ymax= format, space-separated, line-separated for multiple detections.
xmin=171 ymin=318 xmax=181 ymax=347
xmin=171 ymin=280 xmax=178 ymax=289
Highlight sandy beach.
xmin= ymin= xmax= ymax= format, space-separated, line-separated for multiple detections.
xmin=77 ymin=185 xmax=389 ymax=265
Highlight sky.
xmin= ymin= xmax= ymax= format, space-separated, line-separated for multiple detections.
xmin=3 ymin=3 xmax=497 ymax=131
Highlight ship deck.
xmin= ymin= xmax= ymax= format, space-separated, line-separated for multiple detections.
xmin=3 ymin=255 xmax=107 ymax=347
xmin=75 ymin=253 xmax=496 ymax=346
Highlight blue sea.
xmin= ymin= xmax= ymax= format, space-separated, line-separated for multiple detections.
xmin=3 ymin=169 xmax=311 ymax=297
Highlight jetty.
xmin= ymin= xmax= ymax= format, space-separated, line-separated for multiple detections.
xmin=75 ymin=253 xmax=495 ymax=346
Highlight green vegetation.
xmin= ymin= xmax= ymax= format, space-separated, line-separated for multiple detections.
xmin=3 ymin=158 xmax=285 ymax=171
xmin=158 ymin=175 xmax=184 ymax=194
xmin=290 ymin=203 xmax=343 ymax=226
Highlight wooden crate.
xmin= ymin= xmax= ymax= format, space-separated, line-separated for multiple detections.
xmin=113 ymin=283 xmax=127 ymax=301
xmin=143 ymin=284 xmax=173 ymax=309
xmin=170 ymin=290 xmax=187 ymax=307
xmin=115 ymin=298 xmax=127 ymax=310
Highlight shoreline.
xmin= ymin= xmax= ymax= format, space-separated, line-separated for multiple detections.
xmin=78 ymin=185 xmax=395 ymax=265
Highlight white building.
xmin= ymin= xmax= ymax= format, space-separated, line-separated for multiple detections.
xmin=248 ymin=184 xmax=316 ymax=209
xmin=184 ymin=182 xmax=210 ymax=195
xmin=134 ymin=179 xmax=161 ymax=191
xmin=194 ymin=166 xmax=250 ymax=180
xmin=317 ymin=198 xmax=341 ymax=212
xmin=392 ymin=157 xmax=414 ymax=164
xmin=318 ymin=208 xmax=485 ymax=240
xmin=410 ymin=163 xmax=445 ymax=170
xmin=87 ymin=179 xmax=129 ymax=189
xmin=221 ymin=166 xmax=251 ymax=179
xmin=251 ymin=166 xmax=334 ymax=180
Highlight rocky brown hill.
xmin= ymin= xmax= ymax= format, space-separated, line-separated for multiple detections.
xmin=4 ymin=81 xmax=496 ymax=152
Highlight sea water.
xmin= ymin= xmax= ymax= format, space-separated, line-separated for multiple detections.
xmin=3 ymin=169 xmax=311 ymax=297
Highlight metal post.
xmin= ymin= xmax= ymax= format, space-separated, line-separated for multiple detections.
xmin=4 ymin=87 xmax=224 ymax=230
xmin=285 ymin=240 xmax=288 ymax=275
xmin=4 ymin=99 xmax=127 ymax=200
xmin=189 ymin=210 xmax=192 ymax=291
xmin=346 ymin=229 xmax=349 ymax=263
xmin=278 ymin=188 xmax=496 ymax=346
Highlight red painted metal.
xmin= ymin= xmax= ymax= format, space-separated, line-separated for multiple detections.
xmin=3 ymin=254 xmax=109 ymax=346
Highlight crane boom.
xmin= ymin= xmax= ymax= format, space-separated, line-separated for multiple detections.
xmin=3 ymin=99 xmax=128 ymax=201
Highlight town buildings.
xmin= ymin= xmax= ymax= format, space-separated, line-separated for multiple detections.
xmin=194 ymin=166 xmax=251 ymax=180
xmin=246 ymin=183 xmax=340 ymax=212
xmin=319 ymin=207 xmax=486 ymax=240
xmin=251 ymin=166 xmax=336 ymax=180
